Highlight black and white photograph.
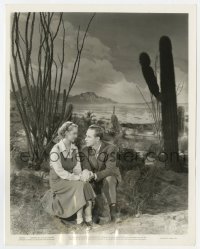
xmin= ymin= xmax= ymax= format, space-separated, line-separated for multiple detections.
xmin=5 ymin=4 xmax=196 ymax=246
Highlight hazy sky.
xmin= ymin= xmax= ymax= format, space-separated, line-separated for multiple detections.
xmin=16 ymin=12 xmax=188 ymax=103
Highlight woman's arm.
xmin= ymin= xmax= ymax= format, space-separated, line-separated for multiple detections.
xmin=50 ymin=145 xmax=80 ymax=180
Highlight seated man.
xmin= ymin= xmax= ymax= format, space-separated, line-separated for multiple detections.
xmin=81 ymin=124 xmax=122 ymax=224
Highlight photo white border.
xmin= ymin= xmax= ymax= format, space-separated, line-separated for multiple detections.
xmin=4 ymin=3 xmax=197 ymax=246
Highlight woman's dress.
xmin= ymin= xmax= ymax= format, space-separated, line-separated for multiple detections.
xmin=41 ymin=140 xmax=96 ymax=218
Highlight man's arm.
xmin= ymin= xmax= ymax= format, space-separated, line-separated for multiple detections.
xmin=80 ymin=147 xmax=92 ymax=171
xmin=72 ymin=146 xmax=82 ymax=175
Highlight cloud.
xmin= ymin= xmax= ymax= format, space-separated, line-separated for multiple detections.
xmin=102 ymin=80 xmax=151 ymax=103
xmin=62 ymin=56 xmax=152 ymax=104
xmin=11 ymin=13 xmax=188 ymax=104
xmin=49 ymin=20 xmax=136 ymax=102
xmin=60 ymin=20 xmax=111 ymax=61
xmin=61 ymin=57 xmax=127 ymax=94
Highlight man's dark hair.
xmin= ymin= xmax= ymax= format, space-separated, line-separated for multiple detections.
xmin=88 ymin=125 xmax=104 ymax=140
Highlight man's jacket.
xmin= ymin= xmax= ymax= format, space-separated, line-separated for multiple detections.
xmin=80 ymin=141 xmax=122 ymax=183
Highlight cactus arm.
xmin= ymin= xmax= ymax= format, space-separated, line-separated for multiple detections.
xmin=141 ymin=66 xmax=160 ymax=98
xmin=139 ymin=52 xmax=161 ymax=100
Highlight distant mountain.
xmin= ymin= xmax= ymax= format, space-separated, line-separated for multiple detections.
xmin=68 ymin=92 xmax=117 ymax=104
xmin=10 ymin=87 xmax=117 ymax=105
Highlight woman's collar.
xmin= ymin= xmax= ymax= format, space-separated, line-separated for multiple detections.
xmin=58 ymin=139 xmax=67 ymax=153
xmin=58 ymin=139 xmax=76 ymax=158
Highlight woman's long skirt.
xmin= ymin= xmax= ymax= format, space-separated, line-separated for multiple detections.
xmin=41 ymin=169 xmax=96 ymax=218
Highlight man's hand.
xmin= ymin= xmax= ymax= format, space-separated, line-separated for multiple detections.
xmin=89 ymin=172 xmax=97 ymax=181
xmin=88 ymin=171 xmax=94 ymax=181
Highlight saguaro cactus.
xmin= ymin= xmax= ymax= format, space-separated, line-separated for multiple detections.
xmin=139 ymin=36 xmax=181 ymax=172
xmin=159 ymin=36 xmax=180 ymax=171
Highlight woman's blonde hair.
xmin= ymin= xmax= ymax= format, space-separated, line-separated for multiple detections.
xmin=57 ymin=121 xmax=78 ymax=138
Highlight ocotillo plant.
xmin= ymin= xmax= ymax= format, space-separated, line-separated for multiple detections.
xmin=139 ymin=36 xmax=181 ymax=172
xmin=10 ymin=13 xmax=95 ymax=169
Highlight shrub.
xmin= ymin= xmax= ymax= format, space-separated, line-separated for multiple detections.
xmin=117 ymin=165 xmax=159 ymax=216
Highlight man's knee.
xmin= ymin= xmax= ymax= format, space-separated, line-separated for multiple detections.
xmin=102 ymin=176 xmax=117 ymax=205
xmin=104 ymin=176 xmax=117 ymax=186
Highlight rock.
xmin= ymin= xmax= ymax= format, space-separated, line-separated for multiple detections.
xmin=174 ymin=213 xmax=185 ymax=222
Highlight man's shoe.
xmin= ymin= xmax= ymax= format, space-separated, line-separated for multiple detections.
xmin=110 ymin=204 xmax=122 ymax=223
xmin=112 ymin=214 xmax=122 ymax=223
xmin=98 ymin=216 xmax=111 ymax=225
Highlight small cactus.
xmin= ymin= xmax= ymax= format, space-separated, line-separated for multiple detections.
xmin=64 ymin=103 xmax=73 ymax=121
xmin=111 ymin=106 xmax=120 ymax=134
xmin=177 ymin=106 xmax=185 ymax=137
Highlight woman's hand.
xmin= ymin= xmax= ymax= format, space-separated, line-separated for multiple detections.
xmin=80 ymin=169 xmax=93 ymax=182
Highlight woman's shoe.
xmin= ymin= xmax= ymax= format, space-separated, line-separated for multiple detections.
xmin=85 ymin=221 xmax=93 ymax=230
xmin=76 ymin=221 xmax=85 ymax=230
xmin=77 ymin=221 xmax=85 ymax=226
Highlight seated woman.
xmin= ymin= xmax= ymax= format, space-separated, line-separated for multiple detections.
xmin=41 ymin=121 xmax=96 ymax=228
